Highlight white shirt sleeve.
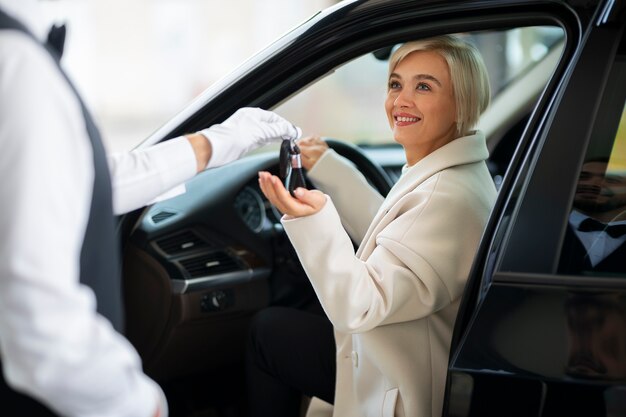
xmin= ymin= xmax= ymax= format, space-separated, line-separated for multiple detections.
xmin=0 ymin=31 xmax=166 ymax=417
xmin=108 ymin=136 xmax=197 ymax=215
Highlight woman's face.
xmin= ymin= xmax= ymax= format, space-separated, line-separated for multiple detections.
xmin=385 ymin=50 xmax=457 ymax=165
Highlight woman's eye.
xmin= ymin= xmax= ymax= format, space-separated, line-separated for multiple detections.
xmin=388 ymin=80 xmax=401 ymax=89
xmin=417 ymin=82 xmax=431 ymax=91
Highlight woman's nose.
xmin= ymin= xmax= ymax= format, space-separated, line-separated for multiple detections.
xmin=394 ymin=89 xmax=412 ymax=107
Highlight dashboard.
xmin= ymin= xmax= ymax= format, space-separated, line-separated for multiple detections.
xmin=121 ymin=145 xmax=405 ymax=381
xmin=134 ymin=154 xmax=279 ymax=293
xmin=122 ymin=152 xmax=311 ymax=380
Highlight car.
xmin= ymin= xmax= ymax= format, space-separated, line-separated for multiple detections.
xmin=117 ymin=0 xmax=626 ymax=415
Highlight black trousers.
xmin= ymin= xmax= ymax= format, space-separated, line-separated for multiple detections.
xmin=246 ymin=306 xmax=336 ymax=417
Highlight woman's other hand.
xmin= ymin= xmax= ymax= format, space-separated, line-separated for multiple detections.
xmin=258 ymin=171 xmax=326 ymax=218
xmin=298 ymin=136 xmax=329 ymax=170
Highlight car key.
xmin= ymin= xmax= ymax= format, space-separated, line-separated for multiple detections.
xmin=287 ymin=143 xmax=306 ymax=197
xmin=279 ymin=139 xmax=306 ymax=197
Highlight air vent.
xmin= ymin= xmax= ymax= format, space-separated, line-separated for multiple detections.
xmin=155 ymin=230 xmax=210 ymax=255
xmin=179 ymin=252 xmax=242 ymax=278
xmin=152 ymin=211 xmax=177 ymax=223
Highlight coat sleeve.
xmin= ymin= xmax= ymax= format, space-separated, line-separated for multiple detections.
xmin=306 ymin=149 xmax=384 ymax=245
xmin=108 ymin=137 xmax=197 ymax=215
xmin=282 ymin=173 xmax=489 ymax=333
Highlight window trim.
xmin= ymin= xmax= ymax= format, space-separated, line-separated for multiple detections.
xmin=495 ymin=271 xmax=626 ymax=289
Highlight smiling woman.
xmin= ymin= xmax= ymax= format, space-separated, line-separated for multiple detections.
xmin=253 ymin=34 xmax=497 ymax=417
xmin=385 ymin=38 xmax=490 ymax=165
xmin=386 ymin=50 xmax=458 ymax=164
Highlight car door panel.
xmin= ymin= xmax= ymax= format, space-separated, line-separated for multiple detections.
xmin=446 ymin=2 xmax=626 ymax=415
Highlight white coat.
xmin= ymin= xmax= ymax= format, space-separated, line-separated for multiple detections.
xmin=282 ymin=131 xmax=497 ymax=417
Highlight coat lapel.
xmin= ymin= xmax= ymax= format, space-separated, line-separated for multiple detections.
xmin=356 ymin=131 xmax=489 ymax=259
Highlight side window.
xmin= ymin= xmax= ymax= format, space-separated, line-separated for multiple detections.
xmin=275 ymin=52 xmax=391 ymax=144
xmin=274 ymin=27 xmax=563 ymax=146
xmin=557 ymin=57 xmax=626 ymax=276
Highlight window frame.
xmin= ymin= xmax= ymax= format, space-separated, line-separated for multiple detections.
xmin=555 ymin=56 xmax=626 ymax=277
xmin=495 ymin=21 xmax=626 ymax=279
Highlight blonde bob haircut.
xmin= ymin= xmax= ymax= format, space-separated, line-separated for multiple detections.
xmin=389 ymin=35 xmax=491 ymax=137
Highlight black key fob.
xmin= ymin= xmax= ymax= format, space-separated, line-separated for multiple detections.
xmin=279 ymin=140 xmax=306 ymax=197
xmin=287 ymin=144 xmax=306 ymax=197
xmin=279 ymin=139 xmax=292 ymax=180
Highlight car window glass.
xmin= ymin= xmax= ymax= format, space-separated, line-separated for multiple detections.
xmin=274 ymin=26 xmax=564 ymax=145
xmin=557 ymin=55 xmax=626 ymax=277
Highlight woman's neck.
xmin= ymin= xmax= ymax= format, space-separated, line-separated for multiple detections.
xmin=404 ymin=128 xmax=461 ymax=166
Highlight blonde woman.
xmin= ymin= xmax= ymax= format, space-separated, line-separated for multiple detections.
xmin=252 ymin=35 xmax=496 ymax=417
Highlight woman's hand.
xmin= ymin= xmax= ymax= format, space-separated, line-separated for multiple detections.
xmin=298 ymin=136 xmax=329 ymax=170
xmin=258 ymin=171 xmax=326 ymax=218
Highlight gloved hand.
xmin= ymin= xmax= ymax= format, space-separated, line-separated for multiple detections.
xmin=199 ymin=108 xmax=301 ymax=169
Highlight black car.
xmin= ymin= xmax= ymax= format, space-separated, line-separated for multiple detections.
xmin=118 ymin=0 xmax=626 ymax=415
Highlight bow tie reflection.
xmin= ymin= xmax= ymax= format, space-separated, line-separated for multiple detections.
xmin=578 ymin=217 xmax=626 ymax=238
xmin=46 ymin=23 xmax=66 ymax=59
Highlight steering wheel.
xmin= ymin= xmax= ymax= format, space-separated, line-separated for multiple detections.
xmin=324 ymin=138 xmax=395 ymax=196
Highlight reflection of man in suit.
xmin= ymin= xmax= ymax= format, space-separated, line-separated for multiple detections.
xmin=559 ymin=159 xmax=626 ymax=274
xmin=565 ymin=293 xmax=626 ymax=380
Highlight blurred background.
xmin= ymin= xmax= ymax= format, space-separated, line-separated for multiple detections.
xmin=40 ymin=0 xmax=336 ymax=152
xmin=39 ymin=1 xmax=571 ymax=156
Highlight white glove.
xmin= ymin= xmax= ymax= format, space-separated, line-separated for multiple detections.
xmin=199 ymin=107 xmax=301 ymax=169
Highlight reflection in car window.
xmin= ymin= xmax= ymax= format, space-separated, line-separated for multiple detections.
xmin=558 ymin=58 xmax=626 ymax=276
xmin=275 ymin=26 xmax=564 ymax=145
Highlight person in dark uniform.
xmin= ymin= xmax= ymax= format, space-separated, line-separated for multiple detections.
xmin=0 ymin=1 xmax=299 ymax=416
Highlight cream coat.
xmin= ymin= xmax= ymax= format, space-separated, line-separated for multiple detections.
xmin=282 ymin=132 xmax=497 ymax=417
